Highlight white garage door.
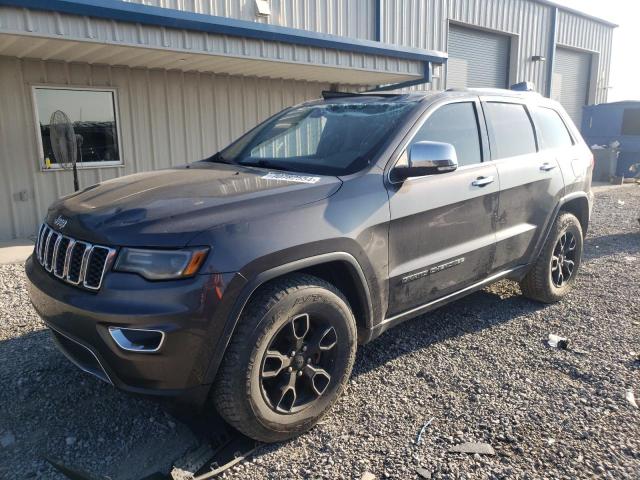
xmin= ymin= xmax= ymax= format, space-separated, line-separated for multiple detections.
xmin=447 ymin=25 xmax=510 ymax=89
xmin=552 ymin=48 xmax=592 ymax=127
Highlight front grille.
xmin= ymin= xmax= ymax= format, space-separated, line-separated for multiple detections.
xmin=35 ymin=223 xmax=116 ymax=291
xmin=68 ymin=242 xmax=88 ymax=284
xmin=84 ymin=247 xmax=111 ymax=289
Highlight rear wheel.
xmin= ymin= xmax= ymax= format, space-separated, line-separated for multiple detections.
xmin=212 ymin=273 xmax=357 ymax=442
xmin=520 ymin=212 xmax=583 ymax=303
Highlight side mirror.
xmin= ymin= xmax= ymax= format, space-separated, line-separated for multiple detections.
xmin=393 ymin=141 xmax=458 ymax=180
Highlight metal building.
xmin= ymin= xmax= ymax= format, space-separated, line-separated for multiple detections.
xmin=0 ymin=0 xmax=616 ymax=241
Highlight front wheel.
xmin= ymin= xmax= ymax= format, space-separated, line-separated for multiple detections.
xmin=212 ymin=273 xmax=357 ymax=442
xmin=520 ymin=212 xmax=584 ymax=303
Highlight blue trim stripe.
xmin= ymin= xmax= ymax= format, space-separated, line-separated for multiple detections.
xmin=1 ymin=0 xmax=447 ymax=64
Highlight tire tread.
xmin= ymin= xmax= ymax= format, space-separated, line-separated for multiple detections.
xmin=520 ymin=212 xmax=582 ymax=304
xmin=212 ymin=273 xmax=355 ymax=442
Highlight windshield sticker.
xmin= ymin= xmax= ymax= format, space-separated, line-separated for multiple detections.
xmin=262 ymin=172 xmax=321 ymax=184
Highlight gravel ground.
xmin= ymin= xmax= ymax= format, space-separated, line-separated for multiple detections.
xmin=1 ymin=185 xmax=639 ymax=479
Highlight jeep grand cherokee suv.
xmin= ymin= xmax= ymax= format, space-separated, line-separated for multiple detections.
xmin=26 ymin=89 xmax=593 ymax=442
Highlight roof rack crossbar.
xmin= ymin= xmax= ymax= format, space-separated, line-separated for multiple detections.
xmin=321 ymin=91 xmax=362 ymax=100
xmin=366 ymin=62 xmax=433 ymax=93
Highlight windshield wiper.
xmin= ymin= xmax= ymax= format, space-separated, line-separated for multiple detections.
xmin=206 ymin=152 xmax=236 ymax=165
xmin=240 ymin=159 xmax=289 ymax=171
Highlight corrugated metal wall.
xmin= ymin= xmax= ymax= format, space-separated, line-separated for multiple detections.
xmin=88 ymin=0 xmax=616 ymax=95
xmin=0 ymin=1 xmax=615 ymax=240
xmin=380 ymin=0 xmax=611 ymax=99
xmin=124 ymin=0 xmax=375 ymax=40
xmin=0 ymin=5 xmax=417 ymax=84
xmin=556 ymin=9 xmax=614 ymax=104
xmin=0 ymin=56 xmax=330 ymax=240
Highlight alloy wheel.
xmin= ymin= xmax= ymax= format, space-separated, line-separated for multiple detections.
xmin=551 ymin=231 xmax=577 ymax=288
xmin=260 ymin=313 xmax=339 ymax=414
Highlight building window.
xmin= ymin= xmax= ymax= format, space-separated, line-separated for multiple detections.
xmin=32 ymin=86 xmax=122 ymax=170
xmin=621 ymin=108 xmax=640 ymax=136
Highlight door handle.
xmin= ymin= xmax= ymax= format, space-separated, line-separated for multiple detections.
xmin=540 ymin=162 xmax=557 ymax=172
xmin=471 ymin=176 xmax=494 ymax=187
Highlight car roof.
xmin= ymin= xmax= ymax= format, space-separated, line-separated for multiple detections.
xmin=318 ymin=87 xmax=544 ymax=102
xmin=316 ymin=90 xmax=434 ymax=102
xmin=309 ymin=87 xmax=561 ymax=112
xmin=445 ymin=87 xmax=541 ymax=97
xmin=436 ymin=88 xmax=564 ymax=112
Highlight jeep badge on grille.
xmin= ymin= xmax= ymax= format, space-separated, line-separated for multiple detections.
xmin=53 ymin=215 xmax=68 ymax=230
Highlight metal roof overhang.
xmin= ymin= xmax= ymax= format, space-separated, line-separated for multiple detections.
xmin=0 ymin=0 xmax=447 ymax=86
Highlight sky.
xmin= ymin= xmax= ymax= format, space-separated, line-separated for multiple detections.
xmin=554 ymin=0 xmax=640 ymax=102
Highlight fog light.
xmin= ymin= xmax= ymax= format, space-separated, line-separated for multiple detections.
xmin=108 ymin=327 xmax=165 ymax=353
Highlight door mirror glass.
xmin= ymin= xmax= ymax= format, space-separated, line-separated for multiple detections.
xmin=394 ymin=141 xmax=458 ymax=180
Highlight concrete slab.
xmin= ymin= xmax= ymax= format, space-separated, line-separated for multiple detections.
xmin=0 ymin=239 xmax=34 ymax=265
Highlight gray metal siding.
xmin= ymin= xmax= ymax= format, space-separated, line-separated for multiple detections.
xmin=447 ymin=24 xmax=510 ymax=89
xmin=0 ymin=6 xmax=421 ymax=85
xmin=0 ymin=56 xmax=330 ymax=241
xmin=380 ymin=0 xmax=611 ymax=99
xmin=124 ymin=0 xmax=376 ymax=40
xmin=0 ymin=0 xmax=616 ymax=240
xmin=381 ymin=0 xmax=552 ymax=92
xmin=556 ymin=9 xmax=613 ymax=104
xmin=552 ymin=47 xmax=591 ymax=126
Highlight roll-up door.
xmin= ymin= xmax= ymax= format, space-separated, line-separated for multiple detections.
xmin=447 ymin=25 xmax=510 ymax=89
xmin=552 ymin=47 xmax=592 ymax=127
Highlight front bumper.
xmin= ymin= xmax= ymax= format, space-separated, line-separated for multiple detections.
xmin=25 ymin=255 xmax=244 ymax=396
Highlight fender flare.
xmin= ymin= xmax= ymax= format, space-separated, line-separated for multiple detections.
xmin=202 ymin=252 xmax=374 ymax=386
xmin=530 ymin=191 xmax=592 ymax=264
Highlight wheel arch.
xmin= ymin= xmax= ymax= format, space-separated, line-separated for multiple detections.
xmin=202 ymin=252 xmax=374 ymax=387
xmin=526 ymin=192 xmax=591 ymax=273
xmin=295 ymin=260 xmax=372 ymax=340
xmin=238 ymin=253 xmax=374 ymax=340
xmin=558 ymin=194 xmax=590 ymax=236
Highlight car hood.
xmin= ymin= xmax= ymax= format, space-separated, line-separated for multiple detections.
xmin=45 ymin=162 xmax=342 ymax=247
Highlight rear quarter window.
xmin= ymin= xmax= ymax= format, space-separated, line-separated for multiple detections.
xmin=531 ymin=106 xmax=574 ymax=150
xmin=484 ymin=102 xmax=537 ymax=159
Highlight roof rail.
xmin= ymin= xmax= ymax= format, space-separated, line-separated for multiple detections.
xmin=445 ymin=85 xmax=542 ymax=96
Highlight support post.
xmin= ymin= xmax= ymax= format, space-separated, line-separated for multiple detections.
xmin=374 ymin=0 xmax=382 ymax=41
xmin=546 ymin=6 xmax=558 ymax=98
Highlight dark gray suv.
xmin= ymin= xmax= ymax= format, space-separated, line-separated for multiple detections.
xmin=26 ymin=89 xmax=593 ymax=442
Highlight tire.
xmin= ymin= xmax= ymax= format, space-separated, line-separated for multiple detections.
xmin=520 ymin=212 xmax=583 ymax=303
xmin=211 ymin=273 xmax=357 ymax=442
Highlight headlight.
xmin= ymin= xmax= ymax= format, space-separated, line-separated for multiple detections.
xmin=114 ymin=247 xmax=209 ymax=280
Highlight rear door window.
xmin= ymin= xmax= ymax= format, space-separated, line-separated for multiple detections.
xmin=484 ymin=102 xmax=537 ymax=159
xmin=531 ymin=106 xmax=574 ymax=150
xmin=409 ymin=102 xmax=482 ymax=167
